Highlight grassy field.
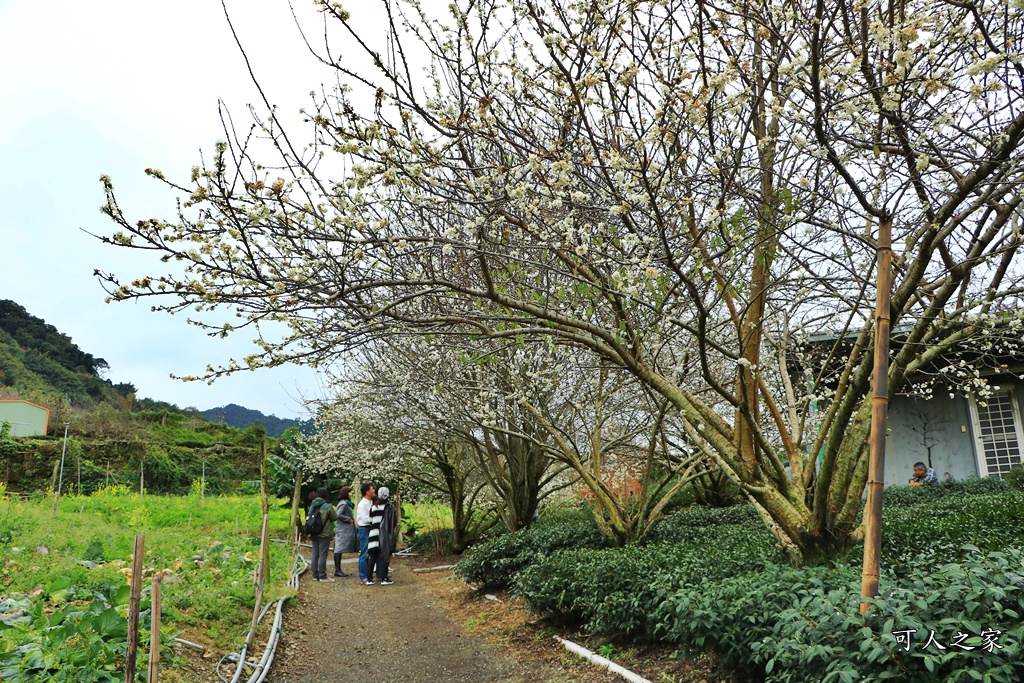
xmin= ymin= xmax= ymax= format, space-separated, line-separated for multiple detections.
xmin=0 ymin=486 xmax=295 ymax=681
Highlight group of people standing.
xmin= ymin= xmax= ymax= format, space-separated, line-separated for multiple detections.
xmin=306 ymin=483 xmax=398 ymax=585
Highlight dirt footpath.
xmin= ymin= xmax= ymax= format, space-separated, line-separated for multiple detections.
xmin=268 ymin=556 xmax=525 ymax=683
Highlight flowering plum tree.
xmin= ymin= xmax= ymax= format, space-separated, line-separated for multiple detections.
xmin=313 ymin=338 xmax=569 ymax=533
xmin=97 ymin=0 xmax=1024 ymax=564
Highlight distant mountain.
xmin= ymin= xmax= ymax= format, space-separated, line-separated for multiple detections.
xmin=201 ymin=403 xmax=310 ymax=438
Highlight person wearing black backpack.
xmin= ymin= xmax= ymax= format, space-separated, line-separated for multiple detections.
xmin=306 ymin=487 xmax=338 ymax=582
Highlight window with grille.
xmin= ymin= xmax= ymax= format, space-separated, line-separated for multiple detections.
xmin=971 ymin=390 xmax=1024 ymax=479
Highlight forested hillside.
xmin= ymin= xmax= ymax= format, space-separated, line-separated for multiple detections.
xmin=0 ymin=300 xmax=136 ymax=407
xmin=0 ymin=300 xmax=285 ymax=494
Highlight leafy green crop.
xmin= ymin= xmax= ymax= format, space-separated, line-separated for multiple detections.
xmin=0 ymin=490 xmax=293 ymax=680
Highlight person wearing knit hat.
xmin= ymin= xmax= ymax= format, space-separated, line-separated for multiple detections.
xmin=368 ymin=487 xmax=398 ymax=585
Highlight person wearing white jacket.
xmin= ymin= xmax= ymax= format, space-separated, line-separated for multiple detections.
xmin=355 ymin=482 xmax=375 ymax=584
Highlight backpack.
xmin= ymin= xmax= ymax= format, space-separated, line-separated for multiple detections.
xmin=304 ymin=502 xmax=327 ymax=536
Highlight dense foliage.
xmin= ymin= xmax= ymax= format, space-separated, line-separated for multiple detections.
xmin=514 ymin=522 xmax=782 ymax=636
xmin=659 ymin=551 xmax=1024 ymax=683
xmin=455 ymin=509 xmax=607 ymax=587
xmin=0 ymin=301 xmax=108 ymax=378
xmin=5 ymin=415 xmax=267 ymax=496
xmin=460 ymin=483 xmax=1024 ymax=681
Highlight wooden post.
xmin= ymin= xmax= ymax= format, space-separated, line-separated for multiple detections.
xmin=259 ymin=439 xmax=270 ymax=570
xmin=243 ymin=438 xmax=268 ymax=651
xmin=139 ymin=458 xmax=144 ymax=497
xmin=53 ymin=423 xmax=69 ymax=519
xmin=125 ymin=534 xmax=145 ymax=683
xmin=860 ymin=217 xmax=893 ymax=614
xmin=247 ymin=513 xmax=270 ymax=650
xmin=147 ymin=575 xmax=162 ymax=683
xmin=289 ymin=469 xmax=303 ymax=548
xmin=200 ymin=460 xmax=206 ymax=507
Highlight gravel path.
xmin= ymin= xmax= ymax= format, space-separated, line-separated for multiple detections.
xmin=268 ymin=556 xmax=525 ymax=683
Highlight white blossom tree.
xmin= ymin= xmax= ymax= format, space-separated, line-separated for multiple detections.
xmin=98 ymin=0 xmax=1024 ymax=564
xmin=313 ymin=338 xmax=571 ymax=533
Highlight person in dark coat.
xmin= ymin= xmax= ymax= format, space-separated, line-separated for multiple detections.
xmin=333 ymin=486 xmax=357 ymax=577
xmin=308 ymin=487 xmax=338 ymax=582
xmin=372 ymin=487 xmax=398 ymax=585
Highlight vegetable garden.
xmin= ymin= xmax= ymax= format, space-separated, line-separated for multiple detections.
xmin=0 ymin=486 xmax=292 ymax=681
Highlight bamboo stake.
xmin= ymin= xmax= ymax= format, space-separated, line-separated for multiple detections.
xmin=125 ymin=534 xmax=145 ymax=683
xmin=247 ymin=513 xmax=270 ymax=650
xmin=860 ymin=217 xmax=893 ymax=613
xmin=289 ymin=469 xmax=303 ymax=549
xmin=201 ymin=460 xmax=206 ymax=507
xmin=247 ymin=438 xmax=270 ymax=650
xmin=148 ymin=575 xmax=162 ymax=683
xmin=52 ymin=423 xmax=69 ymax=519
xmin=259 ymin=439 xmax=270 ymax=583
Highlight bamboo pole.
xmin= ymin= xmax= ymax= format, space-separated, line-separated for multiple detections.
xmin=860 ymin=217 xmax=893 ymax=613
xmin=289 ymin=469 xmax=303 ymax=548
xmin=259 ymin=439 xmax=270 ymax=584
xmin=201 ymin=460 xmax=206 ymax=507
xmin=247 ymin=513 xmax=270 ymax=650
xmin=125 ymin=534 xmax=145 ymax=682
xmin=52 ymin=423 xmax=69 ymax=519
xmin=247 ymin=438 xmax=270 ymax=650
xmin=147 ymin=575 xmax=162 ymax=683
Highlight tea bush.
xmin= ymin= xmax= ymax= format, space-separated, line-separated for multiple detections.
xmin=456 ymin=510 xmax=606 ymax=587
xmin=882 ymin=477 xmax=1010 ymax=509
xmin=647 ymin=503 xmax=760 ymax=544
xmin=513 ymin=523 xmax=783 ymax=635
xmin=409 ymin=528 xmax=458 ymax=556
xmin=658 ymin=548 xmax=1024 ymax=682
xmin=881 ymin=491 xmax=1024 ymax=570
xmin=492 ymin=485 xmax=1024 ymax=681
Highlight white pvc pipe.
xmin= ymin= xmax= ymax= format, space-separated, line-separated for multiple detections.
xmin=411 ymin=564 xmax=456 ymax=573
xmin=553 ymin=636 xmax=653 ymax=683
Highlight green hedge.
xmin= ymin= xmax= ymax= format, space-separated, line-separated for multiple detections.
xmin=475 ymin=485 xmax=1024 ymax=681
xmin=455 ymin=510 xmax=606 ymax=587
xmin=647 ymin=503 xmax=759 ymax=544
xmin=881 ymin=491 xmax=1024 ymax=570
xmin=513 ymin=522 xmax=783 ymax=635
xmin=658 ymin=549 xmax=1024 ymax=682
xmin=882 ymin=477 xmax=1010 ymax=509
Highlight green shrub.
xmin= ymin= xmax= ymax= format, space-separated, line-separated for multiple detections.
xmin=659 ymin=548 xmax=1024 ymax=682
xmin=455 ymin=510 xmax=605 ymax=587
xmin=648 ymin=503 xmax=759 ymax=544
xmin=881 ymin=491 xmax=1024 ymax=570
xmin=1007 ymin=465 xmax=1024 ymax=489
xmin=883 ymin=477 xmax=1010 ymax=509
xmin=410 ymin=528 xmax=458 ymax=555
xmin=513 ymin=523 xmax=783 ymax=635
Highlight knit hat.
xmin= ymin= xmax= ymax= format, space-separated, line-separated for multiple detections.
xmin=378 ymin=487 xmax=390 ymax=500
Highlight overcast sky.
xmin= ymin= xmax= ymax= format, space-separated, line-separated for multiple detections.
xmin=0 ymin=1 xmax=415 ymax=418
